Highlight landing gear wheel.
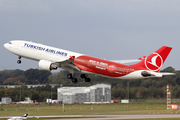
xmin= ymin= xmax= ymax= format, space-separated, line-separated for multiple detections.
xmin=81 ymin=74 xmax=88 ymax=78
xmin=17 ymin=60 xmax=21 ymax=64
xmin=17 ymin=56 xmax=22 ymax=64
xmin=81 ymin=74 xmax=91 ymax=82
xmin=67 ymin=73 xmax=78 ymax=83
xmin=85 ymin=78 xmax=91 ymax=82
xmin=72 ymin=78 xmax=78 ymax=83
xmin=67 ymin=74 xmax=73 ymax=79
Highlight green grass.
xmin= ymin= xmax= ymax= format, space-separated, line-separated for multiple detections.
xmin=0 ymin=103 xmax=180 ymax=120
xmin=0 ymin=103 xmax=180 ymax=115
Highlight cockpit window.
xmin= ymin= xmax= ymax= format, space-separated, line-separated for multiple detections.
xmin=9 ymin=42 xmax=12 ymax=44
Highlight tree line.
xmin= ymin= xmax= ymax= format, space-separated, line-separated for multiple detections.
xmin=0 ymin=67 xmax=180 ymax=102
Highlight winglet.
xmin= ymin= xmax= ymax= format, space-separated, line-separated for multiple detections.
xmin=69 ymin=56 xmax=75 ymax=60
xmin=138 ymin=56 xmax=146 ymax=60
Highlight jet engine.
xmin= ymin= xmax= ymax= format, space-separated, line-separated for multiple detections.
xmin=38 ymin=60 xmax=57 ymax=71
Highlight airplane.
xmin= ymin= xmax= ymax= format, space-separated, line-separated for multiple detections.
xmin=7 ymin=113 xmax=28 ymax=120
xmin=4 ymin=40 xmax=175 ymax=83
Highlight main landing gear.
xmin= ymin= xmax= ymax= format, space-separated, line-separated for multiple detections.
xmin=67 ymin=73 xmax=91 ymax=83
xmin=67 ymin=73 xmax=78 ymax=83
xmin=81 ymin=74 xmax=91 ymax=82
xmin=17 ymin=56 xmax=21 ymax=64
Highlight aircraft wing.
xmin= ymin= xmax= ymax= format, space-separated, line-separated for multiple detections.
xmin=16 ymin=118 xmax=23 ymax=120
xmin=8 ymin=117 xmax=23 ymax=120
xmin=55 ymin=56 xmax=81 ymax=72
xmin=111 ymin=56 xmax=146 ymax=64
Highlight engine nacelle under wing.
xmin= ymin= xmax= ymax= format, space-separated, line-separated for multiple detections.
xmin=38 ymin=60 xmax=57 ymax=71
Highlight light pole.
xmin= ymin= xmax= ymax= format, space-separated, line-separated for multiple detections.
xmin=51 ymin=86 xmax=52 ymax=100
xmin=127 ymin=82 xmax=129 ymax=100
xmin=20 ymin=85 xmax=21 ymax=101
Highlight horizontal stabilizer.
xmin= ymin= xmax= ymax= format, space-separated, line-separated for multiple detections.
xmin=141 ymin=70 xmax=175 ymax=78
xmin=111 ymin=56 xmax=146 ymax=64
xmin=160 ymin=72 xmax=176 ymax=76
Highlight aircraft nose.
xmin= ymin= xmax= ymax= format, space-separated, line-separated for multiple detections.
xmin=4 ymin=43 xmax=8 ymax=48
xmin=4 ymin=43 xmax=11 ymax=51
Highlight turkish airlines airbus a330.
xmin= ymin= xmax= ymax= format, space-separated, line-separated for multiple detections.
xmin=4 ymin=40 xmax=174 ymax=83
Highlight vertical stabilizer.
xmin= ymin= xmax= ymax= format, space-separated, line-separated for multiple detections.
xmin=130 ymin=46 xmax=172 ymax=72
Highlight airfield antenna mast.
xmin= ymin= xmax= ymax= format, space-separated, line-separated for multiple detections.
xmin=167 ymin=84 xmax=171 ymax=109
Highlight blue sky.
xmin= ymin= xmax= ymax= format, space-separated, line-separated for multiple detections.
xmin=0 ymin=0 xmax=180 ymax=71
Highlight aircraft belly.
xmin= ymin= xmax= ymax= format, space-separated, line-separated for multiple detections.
xmin=118 ymin=70 xmax=145 ymax=79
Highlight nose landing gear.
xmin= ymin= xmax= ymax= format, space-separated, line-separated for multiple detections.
xmin=17 ymin=56 xmax=21 ymax=64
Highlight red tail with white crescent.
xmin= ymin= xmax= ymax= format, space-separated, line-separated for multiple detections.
xmin=130 ymin=46 xmax=172 ymax=72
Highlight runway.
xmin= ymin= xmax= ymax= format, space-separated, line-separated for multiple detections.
xmin=1 ymin=114 xmax=180 ymax=120
xmin=26 ymin=114 xmax=180 ymax=120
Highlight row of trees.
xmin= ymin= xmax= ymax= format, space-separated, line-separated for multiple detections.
xmin=0 ymin=66 xmax=180 ymax=101
xmin=0 ymin=69 xmax=51 ymax=85
xmin=0 ymin=85 xmax=57 ymax=102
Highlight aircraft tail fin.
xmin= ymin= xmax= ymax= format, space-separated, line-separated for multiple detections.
xmin=23 ymin=113 xmax=28 ymax=117
xmin=130 ymin=46 xmax=172 ymax=72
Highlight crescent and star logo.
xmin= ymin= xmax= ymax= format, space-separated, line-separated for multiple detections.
xmin=145 ymin=53 xmax=163 ymax=72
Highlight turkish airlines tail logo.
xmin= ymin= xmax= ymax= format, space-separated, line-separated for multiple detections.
xmin=130 ymin=46 xmax=172 ymax=72
xmin=147 ymin=55 xmax=159 ymax=67
xmin=145 ymin=53 xmax=163 ymax=71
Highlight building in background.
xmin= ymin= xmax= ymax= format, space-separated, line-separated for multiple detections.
xmin=1 ymin=97 xmax=12 ymax=104
xmin=57 ymin=84 xmax=111 ymax=104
